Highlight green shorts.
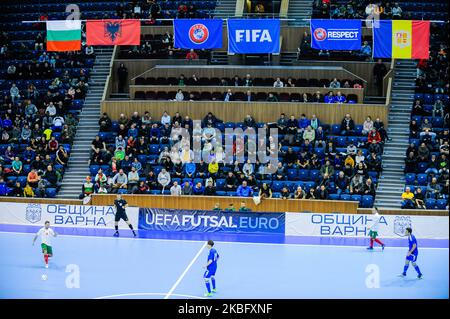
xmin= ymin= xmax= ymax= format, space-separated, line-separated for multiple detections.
xmin=41 ymin=243 xmax=53 ymax=255
xmin=369 ymin=230 xmax=378 ymax=239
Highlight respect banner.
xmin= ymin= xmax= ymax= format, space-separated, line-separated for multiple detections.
xmin=311 ymin=19 xmax=361 ymax=50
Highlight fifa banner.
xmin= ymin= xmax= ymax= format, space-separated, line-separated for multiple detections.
xmin=86 ymin=19 xmax=140 ymax=46
xmin=285 ymin=213 xmax=449 ymax=239
xmin=373 ymin=20 xmax=430 ymax=59
xmin=139 ymin=208 xmax=285 ymax=234
xmin=310 ymin=19 xmax=362 ymax=50
xmin=0 ymin=202 xmax=139 ymax=230
xmin=173 ymin=19 xmax=223 ymax=49
xmin=227 ymin=19 xmax=280 ymax=54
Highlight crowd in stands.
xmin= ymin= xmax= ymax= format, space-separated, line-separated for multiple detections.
xmin=402 ymin=23 xmax=449 ymax=210
xmin=0 ymin=10 xmax=94 ymax=198
xmin=81 ymin=110 xmax=388 ymax=208
xmin=134 ymin=74 xmax=363 ymax=103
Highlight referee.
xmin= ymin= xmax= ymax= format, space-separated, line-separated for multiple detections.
xmin=113 ymin=194 xmax=136 ymax=237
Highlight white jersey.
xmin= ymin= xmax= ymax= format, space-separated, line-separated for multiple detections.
xmin=37 ymin=227 xmax=56 ymax=246
xmin=370 ymin=213 xmax=381 ymax=232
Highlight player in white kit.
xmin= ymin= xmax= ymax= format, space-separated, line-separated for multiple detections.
xmin=32 ymin=221 xmax=57 ymax=268
xmin=367 ymin=208 xmax=385 ymax=250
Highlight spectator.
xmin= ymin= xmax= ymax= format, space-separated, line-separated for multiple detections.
xmin=225 ymin=203 xmax=236 ymax=212
xmin=414 ymin=187 xmax=426 ymax=209
xmin=392 ymin=3 xmax=403 ymax=19
xmin=259 ymin=183 xmax=273 ymax=199
xmin=373 ymin=60 xmax=387 ymax=95
xmin=340 ymin=114 xmax=355 ymax=135
xmin=236 ymin=181 xmax=253 ymax=197
xmin=170 ymin=181 xmax=182 ymax=196
xmin=266 ymin=93 xmax=278 ymax=102
xmin=117 ymin=63 xmax=128 ymax=93
xmin=427 ymin=177 xmax=441 ymax=199
xmin=294 ymin=186 xmax=306 ymax=199
xmin=205 ymin=180 xmax=216 ymax=196
xmin=358 ymin=41 xmax=372 ymax=59
xmin=329 ymin=78 xmax=341 ymax=89
xmin=224 ymin=89 xmax=233 ymax=102
xmin=111 ymin=169 xmax=128 ymax=193
xmin=401 ymin=187 xmax=415 ymax=209
xmin=243 ymin=74 xmax=253 ymax=87
xmin=362 ymin=116 xmax=374 ymax=135
xmin=315 ymin=185 xmax=328 ymax=199
xmin=273 ymin=77 xmax=284 ymax=88
xmin=175 ymin=89 xmax=184 ymax=101
xmin=127 ymin=167 xmax=140 ymax=193
xmin=80 ymin=176 xmax=94 ymax=199
xmin=158 ymin=168 xmax=171 ymax=190
xmin=239 ymin=201 xmax=251 ymax=212
xmin=23 ymin=183 xmax=35 ymax=198
xmin=335 ymin=171 xmax=349 ymax=195
xmin=186 ymin=49 xmax=199 ymax=60
xmin=280 ymin=187 xmax=291 ymax=199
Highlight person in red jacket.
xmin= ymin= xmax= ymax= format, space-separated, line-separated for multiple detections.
xmin=368 ymin=128 xmax=381 ymax=144
xmin=186 ymin=49 xmax=199 ymax=60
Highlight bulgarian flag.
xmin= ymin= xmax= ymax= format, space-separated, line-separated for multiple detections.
xmin=46 ymin=20 xmax=81 ymax=52
xmin=373 ymin=20 xmax=430 ymax=59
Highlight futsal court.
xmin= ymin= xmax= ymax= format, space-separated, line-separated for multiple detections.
xmin=0 ymin=226 xmax=448 ymax=299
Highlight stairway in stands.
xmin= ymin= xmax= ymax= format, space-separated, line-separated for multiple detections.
xmin=58 ymin=47 xmax=114 ymax=199
xmin=213 ymin=0 xmax=237 ymax=18
xmin=288 ymin=0 xmax=313 ymax=26
xmin=374 ymin=59 xmax=417 ymax=208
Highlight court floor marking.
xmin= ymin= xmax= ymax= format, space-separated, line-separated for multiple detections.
xmin=0 ymin=230 xmax=448 ymax=250
xmin=95 ymin=292 xmax=205 ymax=299
xmin=164 ymin=241 xmax=207 ymax=299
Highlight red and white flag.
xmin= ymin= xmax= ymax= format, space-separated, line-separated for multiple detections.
xmin=86 ymin=19 xmax=140 ymax=46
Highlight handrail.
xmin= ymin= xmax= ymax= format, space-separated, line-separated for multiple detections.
xmin=101 ymin=45 xmax=117 ymax=102
xmin=235 ymin=0 xmax=245 ymax=17
xmin=279 ymin=0 xmax=290 ymax=18
xmin=385 ymin=77 xmax=392 ymax=107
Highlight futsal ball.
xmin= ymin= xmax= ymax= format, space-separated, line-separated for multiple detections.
xmin=41 ymin=274 xmax=48 ymax=281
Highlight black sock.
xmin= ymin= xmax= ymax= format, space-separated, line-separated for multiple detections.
xmin=115 ymin=226 xmax=118 ymax=231
xmin=128 ymin=224 xmax=134 ymax=230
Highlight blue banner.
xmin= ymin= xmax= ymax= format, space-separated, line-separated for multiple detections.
xmin=174 ymin=19 xmax=223 ymax=49
xmin=139 ymin=208 xmax=285 ymax=234
xmin=227 ymin=19 xmax=280 ymax=54
xmin=310 ymin=19 xmax=361 ymax=50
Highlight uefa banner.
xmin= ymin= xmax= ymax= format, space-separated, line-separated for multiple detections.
xmin=310 ymin=19 xmax=361 ymax=50
xmin=0 ymin=202 xmax=139 ymax=230
xmin=227 ymin=19 xmax=280 ymax=54
xmin=173 ymin=19 xmax=223 ymax=49
xmin=139 ymin=208 xmax=285 ymax=234
xmin=285 ymin=213 xmax=449 ymax=239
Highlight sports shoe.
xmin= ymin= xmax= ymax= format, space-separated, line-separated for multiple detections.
xmin=132 ymin=231 xmax=137 ymax=237
xmin=113 ymin=232 xmax=119 ymax=237
xmin=204 ymin=292 xmax=213 ymax=297
xmin=212 ymin=289 xmax=217 ymax=293
xmin=398 ymin=273 xmax=406 ymax=277
xmin=45 ymin=264 xmax=49 ymax=269
xmin=417 ymin=274 xmax=423 ymax=279
xmin=382 ymin=244 xmax=385 ymax=251
xmin=366 ymin=247 xmax=374 ymax=250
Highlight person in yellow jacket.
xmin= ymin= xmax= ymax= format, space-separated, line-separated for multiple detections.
xmin=344 ymin=155 xmax=355 ymax=168
xmin=401 ymin=187 xmax=415 ymax=209
xmin=23 ymin=183 xmax=35 ymax=197
xmin=208 ymin=159 xmax=219 ymax=178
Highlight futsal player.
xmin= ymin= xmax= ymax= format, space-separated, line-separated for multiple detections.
xmin=113 ymin=194 xmax=136 ymax=237
xmin=400 ymin=227 xmax=423 ymax=279
xmin=32 ymin=221 xmax=57 ymax=268
xmin=367 ymin=207 xmax=385 ymax=250
xmin=203 ymin=240 xmax=219 ymax=297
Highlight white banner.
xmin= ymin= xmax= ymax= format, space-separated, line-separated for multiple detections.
xmin=286 ymin=213 xmax=449 ymax=239
xmin=0 ymin=202 xmax=139 ymax=230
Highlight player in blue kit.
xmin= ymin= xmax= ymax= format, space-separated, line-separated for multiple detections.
xmin=203 ymin=240 xmax=219 ymax=297
xmin=400 ymin=227 xmax=423 ymax=279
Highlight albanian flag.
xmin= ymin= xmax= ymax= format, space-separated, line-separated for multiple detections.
xmin=86 ymin=19 xmax=140 ymax=46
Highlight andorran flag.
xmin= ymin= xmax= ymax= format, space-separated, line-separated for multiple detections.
xmin=46 ymin=20 xmax=81 ymax=51
xmin=373 ymin=20 xmax=430 ymax=59
xmin=86 ymin=19 xmax=140 ymax=46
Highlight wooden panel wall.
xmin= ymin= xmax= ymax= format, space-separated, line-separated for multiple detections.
xmin=101 ymin=100 xmax=388 ymax=125
xmin=91 ymin=194 xmax=358 ymax=213
xmin=129 ymin=85 xmax=364 ymax=103
xmin=357 ymin=208 xmax=449 ymax=216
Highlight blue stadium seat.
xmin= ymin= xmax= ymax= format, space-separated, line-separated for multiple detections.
xmin=417 ymin=174 xmax=428 ymax=185
xmin=329 ymin=194 xmax=340 ymax=201
xmin=298 ymin=170 xmax=309 ymax=181
xmin=45 ymin=188 xmax=57 ymax=198
xmin=272 ymin=181 xmax=284 ymax=192
xmin=90 ymin=165 xmax=100 ymax=176
xmin=425 ymin=199 xmax=436 ymax=209
xmin=287 ymin=169 xmax=298 ymax=181
xmin=417 ymin=162 xmax=428 ymax=173
xmin=331 ymin=124 xmax=341 ymax=135
xmin=361 ymin=195 xmax=374 ymax=208
xmin=340 ymin=194 xmax=351 ymax=201
xmin=216 ymin=179 xmax=226 ymax=190
xmin=436 ymin=199 xmax=447 ymax=210
xmin=405 ymin=173 xmax=416 ymax=184
xmin=216 ymin=191 xmax=227 ymax=197
xmin=309 ymin=170 xmax=320 ymax=181
xmin=350 ymin=194 xmax=362 ymax=203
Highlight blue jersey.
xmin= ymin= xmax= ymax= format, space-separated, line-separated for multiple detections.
xmin=207 ymin=248 xmax=219 ymax=271
xmin=408 ymin=235 xmax=418 ymax=255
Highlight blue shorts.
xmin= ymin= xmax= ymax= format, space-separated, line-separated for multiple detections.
xmin=203 ymin=268 xmax=216 ymax=279
xmin=406 ymin=254 xmax=418 ymax=262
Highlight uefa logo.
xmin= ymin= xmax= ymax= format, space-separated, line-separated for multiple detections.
xmin=189 ymin=23 xmax=209 ymax=44
xmin=313 ymin=28 xmax=327 ymax=41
